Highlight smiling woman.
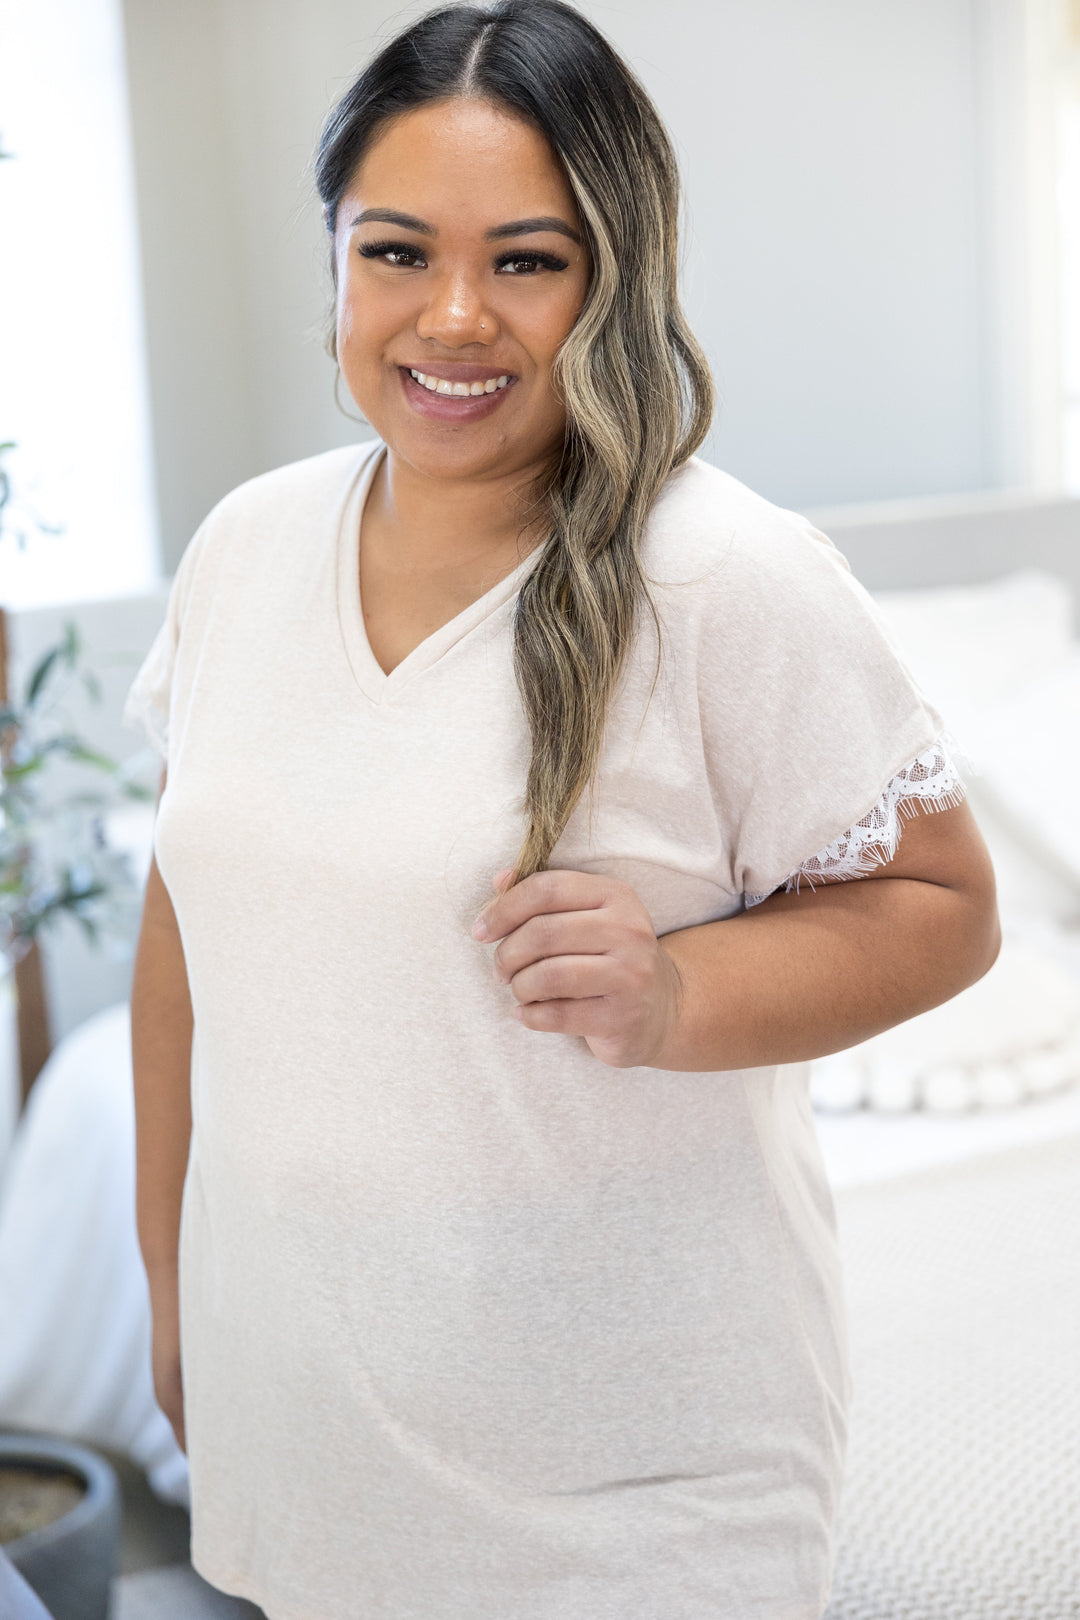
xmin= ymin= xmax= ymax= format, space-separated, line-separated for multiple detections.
xmin=329 ymin=102 xmax=590 ymax=461
xmin=122 ymin=4 xmax=998 ymax=1619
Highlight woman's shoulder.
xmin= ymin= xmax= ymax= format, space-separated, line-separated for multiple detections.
xmin=644 ymin=454 xmax=852 ymax=597
xmin=202 ymin=439 xmax=381 ymax=535
xmin=163 ymin=440 xmax=381 ymax=617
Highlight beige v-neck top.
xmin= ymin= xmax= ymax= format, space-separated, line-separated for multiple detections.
xmin=124 ymin=438 xmax=951 ymax=1620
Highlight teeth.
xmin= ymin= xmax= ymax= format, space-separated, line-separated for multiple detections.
xmin=408 ymin=368 xmax=511 ymax=395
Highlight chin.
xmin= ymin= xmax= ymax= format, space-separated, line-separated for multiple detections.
xmin=396 ymin=425 xmax=509 ymax=479
xmin=371 ymin=407 xmax=542 ymax=485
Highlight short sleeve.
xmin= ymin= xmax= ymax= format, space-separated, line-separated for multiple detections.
xmin=695 ymin=506 xmax=965 ymax=905
xmin=742 ymin=733 xmax=968 ymax=907
xmin=121 ymin=519 xmax=210 ymax=766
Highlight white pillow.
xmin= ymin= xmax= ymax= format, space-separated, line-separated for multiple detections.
xmin=954 ymin=652 xmax=1080 ymax=886
xmin=814 ymin=570 xmax=1080 ymax=1114
xmin=811 ymin=934 xmax=1080 ymax=1114
xmin=871 ymin=569 xmax=1076 ymax=711
xmin=872 ymin=569 xmax=1080 ymax=885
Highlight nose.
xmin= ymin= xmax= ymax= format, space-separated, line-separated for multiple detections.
xmin=415 ymin=268 xmax=498 ymax=348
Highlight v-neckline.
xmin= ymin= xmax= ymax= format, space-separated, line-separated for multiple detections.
xmin=335 ymin=440 xmax=545 ymax=706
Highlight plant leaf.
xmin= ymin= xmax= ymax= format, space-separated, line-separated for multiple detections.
xmin=63 ymin=742 xmax=119 ymax=771
xmin=3 ymin=756 xmax=45 ymax=781
xmin=25 ymin=646 xmax=62 ymax=706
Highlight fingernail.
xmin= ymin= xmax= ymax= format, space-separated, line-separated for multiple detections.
xmin=472 ymin=914 xmax=489 ymax=940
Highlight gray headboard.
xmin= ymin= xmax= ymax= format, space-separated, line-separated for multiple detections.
xmin=806 ymin=490 xmax=1080 ymax=629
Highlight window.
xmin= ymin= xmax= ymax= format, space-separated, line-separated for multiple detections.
xmin=1058 ymin=3 xmax=1080 ymax=489
xmin=0 ymin=0 xmax=160 ymax=609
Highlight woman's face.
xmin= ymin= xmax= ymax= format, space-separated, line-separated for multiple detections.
xmin=331 ymin=97 xmax=590 ymax=487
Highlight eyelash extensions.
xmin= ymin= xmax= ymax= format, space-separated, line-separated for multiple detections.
xmin=356 ymin=239 xmax=569 ymax=273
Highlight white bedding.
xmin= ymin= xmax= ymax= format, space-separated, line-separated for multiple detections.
xmin=823 ymin=1133 xmax=1080 ymax=1619
xmin=871 ymin=569 xmax=1080 ymax=891
xmin=0 ymin=1000 xmax=190 ymax=1506
xmin=811 ymin=763 xmax=1080 ymax=1186
xmin=815 ymin=1078 xmax=1080 ymax=1190
xmin=807 ymin=569 xmax=1080 ymax=1122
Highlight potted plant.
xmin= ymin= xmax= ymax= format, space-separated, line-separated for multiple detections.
xmin=0 ymin=1432 xmax=121 ymax=1620
xmin=0 ymin=608 xmax=154 ymax=1107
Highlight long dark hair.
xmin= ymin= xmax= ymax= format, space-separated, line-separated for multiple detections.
xmin=316 ymin=0 xmax=714 ymax=881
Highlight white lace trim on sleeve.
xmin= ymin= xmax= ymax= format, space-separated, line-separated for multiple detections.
xmin=743 ymin=734 xmax=967 ymax=909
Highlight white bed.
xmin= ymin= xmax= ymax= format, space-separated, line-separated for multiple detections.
xmin=812 ymin=557 xmax=1080 ymax=1188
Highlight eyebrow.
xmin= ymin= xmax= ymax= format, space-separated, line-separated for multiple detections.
xmin=348 ymin=207 xmax=582 ymax=245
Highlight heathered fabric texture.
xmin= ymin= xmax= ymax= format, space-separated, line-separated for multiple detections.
xmin=124 ymin=439 xmax=946 ymax=1620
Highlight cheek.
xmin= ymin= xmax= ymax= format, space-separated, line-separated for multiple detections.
xmin=337 ymin=277 xmax=404 ymax=361
xmin=511 ymin=285 xmax=588 ymax=368
xmin=548 ymin=274 xmax=590 ymax=349
xmin=334 ymin=284 xmax=364 ymax=368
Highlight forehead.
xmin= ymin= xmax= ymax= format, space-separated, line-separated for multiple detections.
xmin=340 ymin=98 xmax=579 ymax=226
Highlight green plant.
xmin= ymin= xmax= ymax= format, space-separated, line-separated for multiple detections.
xmin=0 ymin=621 xmax=154 ymax=968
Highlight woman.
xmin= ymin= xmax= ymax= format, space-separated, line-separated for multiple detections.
xmin=125 ymin=3 xmax=999 ymax=1617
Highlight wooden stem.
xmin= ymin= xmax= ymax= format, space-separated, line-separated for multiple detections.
xmin=0 ymin=601 xmax=54 ymax=1110
xmin=15 ymin=937 xmax=51 ymax=1107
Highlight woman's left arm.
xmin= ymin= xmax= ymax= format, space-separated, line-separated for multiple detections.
xmin=474 ymin=798 xmax=1001 ymax=1072
xmin=650 ymin=795 xmax=999 ymax=1071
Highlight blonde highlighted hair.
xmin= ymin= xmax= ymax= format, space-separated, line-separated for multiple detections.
xmin=316 ymin=0 xmax=714 ymax=882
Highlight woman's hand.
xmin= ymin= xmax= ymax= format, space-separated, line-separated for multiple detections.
xmin=473 ymin=869 xmax=683 ymax=1068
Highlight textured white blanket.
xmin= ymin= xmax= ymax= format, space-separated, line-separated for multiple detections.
xmin=824 ymin=1135 xmax=1080 ymax=1618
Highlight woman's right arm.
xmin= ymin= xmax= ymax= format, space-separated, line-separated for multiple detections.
xmin=130 ymin=762 xmax=191 ymax=1452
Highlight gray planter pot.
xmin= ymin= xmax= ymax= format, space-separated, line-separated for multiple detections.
xmin=0 ymin=1433 xmax=120 ymax=1620
xmin=0 ymin=1545 xmax=54 ymax=1619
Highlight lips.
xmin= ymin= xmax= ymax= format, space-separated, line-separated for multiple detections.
xmin=398 ymin=365 xmax=517 ymax=422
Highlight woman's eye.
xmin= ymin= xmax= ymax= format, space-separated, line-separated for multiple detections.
xmin=357 ymin=240 xmax=426 ymax=268
xmin=496 ymin=251 xmax=569 ymax=275
xmin=355 ymin=242 xmax=569 ymax=274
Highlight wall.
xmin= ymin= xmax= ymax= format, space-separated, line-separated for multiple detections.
xmin=121 ymin=0 xmax=1031 ymax=571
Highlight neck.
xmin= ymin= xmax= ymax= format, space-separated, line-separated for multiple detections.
xmin=367 ymin=445 xmax=551 ymax=571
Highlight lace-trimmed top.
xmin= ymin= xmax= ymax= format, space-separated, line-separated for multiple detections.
xmin=119 ymin=442 xmax=954 ymax=1620
xmin=744 ymin=734 xmax=967 ymax=908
